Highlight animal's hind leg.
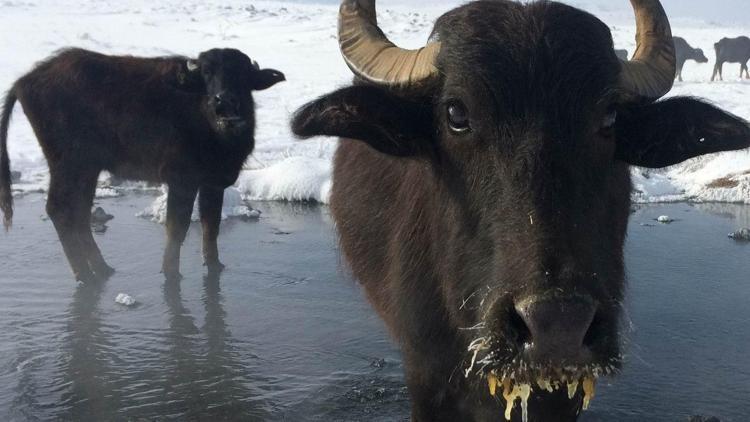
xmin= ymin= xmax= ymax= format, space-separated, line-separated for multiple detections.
xmin=47 ymin=167 xmax=97 ymax=282
xmin=78 ymin=174 xmax=115 ymax=279
xmin=712 ymin=62 xmax=722 ymax=81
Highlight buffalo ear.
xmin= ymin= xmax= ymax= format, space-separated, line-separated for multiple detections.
xmin=174 ymin=60 xmax=204 ymax=92
xmin=615 ymin=97 xmax=750 ymax=168
xmin=291 ymin=85 xmax=432 ymax=157
xmin=252 ymin=69 xmax=286 ymax=91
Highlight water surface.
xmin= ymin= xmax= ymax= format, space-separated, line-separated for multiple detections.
xmin=0 ymin=195 xmax=748 ymax=421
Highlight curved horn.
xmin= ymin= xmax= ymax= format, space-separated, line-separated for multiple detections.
xmin=338 ymin=0 xmax=440 ymax=89
xmin=619 ymin=0 xmax=676 ymax=99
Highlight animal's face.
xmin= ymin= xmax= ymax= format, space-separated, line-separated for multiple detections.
xmin=186 ymin=48 xmax=284 ymax=136
xmin=431 ymin=0 xmax=629 ymax=395
xmin=293 ymin=0 xmax=750 ymax=420
xmin=694 ymin=48 xmax=709 ymax=63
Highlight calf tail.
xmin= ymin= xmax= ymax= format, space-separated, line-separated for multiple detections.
xmin=0 ymin=87 xmax=17 ymax=230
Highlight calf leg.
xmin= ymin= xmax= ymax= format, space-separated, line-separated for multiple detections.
xmin=161 ymin=183 xmax=198 ymax=281
xmin=47 ymin=167 xmax=98 ymax=282
xmin=199 ymin=185 xmax=225 ymax=275
xmin=78 ymin=177 xmax=115 ymax=279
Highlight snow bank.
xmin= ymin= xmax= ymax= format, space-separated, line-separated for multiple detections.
xmin=138 ymin=186 xmax=260 ymax=224
xmin=237 ymin=156 xmax=332 ymax=203
xmin=631 ymin=150 xmax=750 ymax=204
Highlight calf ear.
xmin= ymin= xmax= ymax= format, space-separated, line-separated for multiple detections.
xmin=174 ymin=61 xmax=204 ymax=92
xmin=616 ymin=97 xmax=750 ymax=168
xmin=291 ymin=85 xmax=432 ymax=157
xmin=252 ymin=69 xmax=286 ymax=91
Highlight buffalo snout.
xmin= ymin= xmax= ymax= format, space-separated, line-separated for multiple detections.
xmin=212 ymin=91 xmax=241 ymax=118
xmin=513 ymin=295 xmax=597 ymax=366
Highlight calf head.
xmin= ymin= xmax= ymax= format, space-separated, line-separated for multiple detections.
xmin=293 ymin=0 xmax=750 ymax=419
xmin=693 ymin=48 xmax=709 ymax=63
xmin=183 ymin=48 xmax=284 ymax=136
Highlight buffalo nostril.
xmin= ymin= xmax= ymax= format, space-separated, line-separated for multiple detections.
xmin=509 ymin=305 xmax=532 ymax=347
xmin=514 ymin=296 xmax=597 ymax=363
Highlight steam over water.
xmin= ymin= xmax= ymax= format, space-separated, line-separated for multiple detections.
xmin=0 ymin=195 xmax=748 ymax=421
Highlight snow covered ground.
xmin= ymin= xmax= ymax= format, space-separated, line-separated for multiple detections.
xmin=1 ymin=0 xmax=749 ymax=221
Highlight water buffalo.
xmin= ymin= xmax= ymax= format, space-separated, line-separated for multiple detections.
xmin=614 ymin=49 xmax=629 ymax=61
xmin=673 ymin=36 xmax=709 ymax=81
xmin=292 ymin=0 xmax=750 ymax=420
xmin=0 ymin=48 xmax=285 ymax=282
xmin=712 ymin=36 xmax=750 ymax=81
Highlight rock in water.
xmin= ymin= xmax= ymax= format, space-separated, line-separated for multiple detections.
xmin=688 ymin=416 xmax=721 ymax=422
xmin=91 ymin=207 xmax=114 ymax=224
xmin=115 ymin=293 xmax=136 ymax=306
xmin=728 ymin=228 xmax=750 ymax=241
xmin=657 ymin=215 xmax=673 ymax=223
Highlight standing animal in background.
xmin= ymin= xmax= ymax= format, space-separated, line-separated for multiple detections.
xmin=673 ymin=36 xmax=708 ymax=81
xmin=293 ymin=0 xmax=750 ymax=420
xmin=712 ymin=36 xmax=750 ymax=81
xmin=0 ymin=48 xmax=285 ymax=282
xmin=615 ymin=49 xmax=629 ymax=60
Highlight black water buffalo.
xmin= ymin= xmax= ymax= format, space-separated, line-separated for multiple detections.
xmin=0 ymin=48 xmax=285 ymax=282
xmin=712 ymin=36 xmax=750 ymax=81
xmin=292 ymin=0 xmax=750 ymax=420
xmin=614 ymin=49 xmax=629 ymax=61
xmin=673 ymin=36 xmax=708 ymax=81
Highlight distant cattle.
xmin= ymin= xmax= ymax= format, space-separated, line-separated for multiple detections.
xmin=293 ymin=0 xmax=750 ymax=420
xmin=712 ymin=36 xmax=750 ymax=81
xmin=615 ymin=49 xmax=629 ymax=61
xmin=0 ymin=48 xmax=285 ymax=282
xmin=673 ymin=36 xmax=708 ymax=81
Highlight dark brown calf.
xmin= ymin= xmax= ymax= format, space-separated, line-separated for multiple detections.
xmin=0 ymin=48 xmax=284 ymax=282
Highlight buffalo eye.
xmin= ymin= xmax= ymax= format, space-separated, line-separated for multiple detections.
xmin=599 ymin=109 xmax=617 ymax=137
xmin=447 ymin=101 xmax=471 ymax=133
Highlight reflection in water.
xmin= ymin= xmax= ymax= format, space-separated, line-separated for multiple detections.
xmin=30 ymin=275 xmax=273 ymax=420
xmin=694 ymin=202 xmax=750 ymax=229
xmin=160 ymin=275 xmax=271 ymax=420
xmin=60 ymin=282 xmax=120 ymax=420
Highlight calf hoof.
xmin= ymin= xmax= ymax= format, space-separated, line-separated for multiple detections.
xmin=205 ymin=260 xmax=225 ymax=275
xmin=93 ymin=263 xmax=116 ymax=279
xmin=75 ymin=269 xmax=99 ymax=284
xmin=162 ymin=269 xmax=183 ymax=282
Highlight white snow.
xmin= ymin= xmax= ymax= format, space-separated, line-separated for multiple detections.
xmin=115 ymin=293 xmax=136 ymax=306
xmin=657 ymin=215 xmax=674 ymax=223
xmin=137 ymin=186 xmax=259 ymax=223
xmin=1 ymin=0 xmax=749 ymax=207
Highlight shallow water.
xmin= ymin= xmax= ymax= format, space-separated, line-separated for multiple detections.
xmin=0 ymin=195 xmax=748 ymax=421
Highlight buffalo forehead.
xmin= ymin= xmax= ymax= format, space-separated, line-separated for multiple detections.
xmin=434 ymin=1 xmax=620 ymax=115
xmin=201 ymin=48 xmax=252 ymax=68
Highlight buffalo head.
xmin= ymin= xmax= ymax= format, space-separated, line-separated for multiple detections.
xmin=293 ymin=0 xmax=750 ymax=420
